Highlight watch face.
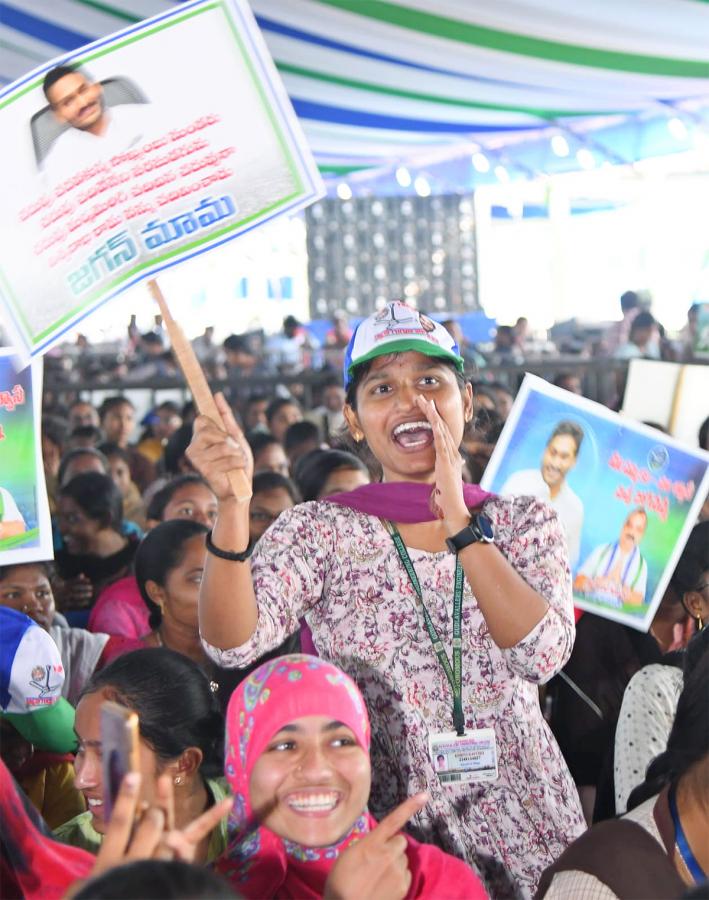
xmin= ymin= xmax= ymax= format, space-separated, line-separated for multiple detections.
xmin=476 ymin=514 xmax=494 ymax=542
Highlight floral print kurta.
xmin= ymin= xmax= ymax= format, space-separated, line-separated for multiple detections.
xmin=203 ymin=495 xmax=586 ymax=898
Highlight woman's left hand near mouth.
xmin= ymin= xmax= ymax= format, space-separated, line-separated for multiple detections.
xmin=415 ymin=395 xmax=469 ymax=535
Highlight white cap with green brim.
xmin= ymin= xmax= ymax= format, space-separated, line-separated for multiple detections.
xmin=344 ymin=301 xmax=464 ymax=389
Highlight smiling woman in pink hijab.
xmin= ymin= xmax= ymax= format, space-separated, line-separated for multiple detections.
xmin=217 ymin=654 xmax=486 ymax=899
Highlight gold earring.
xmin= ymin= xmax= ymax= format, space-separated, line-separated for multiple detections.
xmin=697 ymin=615 xmax=704 ymax=631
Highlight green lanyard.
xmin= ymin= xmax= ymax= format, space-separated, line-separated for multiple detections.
xmin=385 ymin=521 xmax=466 ymax=736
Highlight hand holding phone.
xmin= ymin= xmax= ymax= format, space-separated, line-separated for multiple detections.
xmin=100 ymin=700 xmax=140 ymax=826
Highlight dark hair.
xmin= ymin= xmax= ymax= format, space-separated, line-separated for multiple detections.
xmin=283 ymin=420 xmax=320 ymax=453
xmin=146 ymin=474 xmax=211 ymax=522
xmin=81 ymin=648 xmax=224 ymax=777
xmin=41 ymin=415 xmax=68 ymax=451
xmin=42 ymin=65 xmax=79 ymax=100
xmin=251 ymin=471 xmax=299 ymax=504
xmin=135 ymin=520 xmax=208 ymax=629
xmin=57 ymin=448 xmax=109 ymax=487
xmin=266 ymin=397 xmax=301 ymax=425
xmin=629 ymin=310 xmax=656 ymax=335
xmin=627 ymin=650 xmax=708 ymax=809
xmin=163 ymin=423 xmax=194 ymax=476
xmin=69 ymin=397 xmax=96 ymax=412
xmin=73 ymin=860 xmax=237 ymax=900
xmin=0 ymin=561 xmax=53 ymax=583
xmin=487 ymin=381 xmax=513 ymax=397
xmin=548 ymin=420 xmax=584 ymax=455
xmin=247 ymin=432 xmax=281 ymax=456
xmin=699 ymin=416 xmax=709 ymax=452
xmin=223 ymin=334 xmax=252 ymax=355
xmin=97 ymin=442 xmax=131 ymax=465
xmin=59 ymin=472 xmax=123 ymax=531
xmin=98 ymin=396 xmax=134 ymax=421
xmin=141 ymin=331 xmax=164 ymax=347
xmin=620 ymin=290 xmax=640 ymax=313
xmin=293 ymin=448 xmax=369 ymax=502
xmin=553 ymin=372 xmax=579 ymax=390
xmin=684 ymin=626 xmax=709 ymax=680
xmin=245 ymin=391 xmax=269 ymax=406
xmin=673 ymin=521 xmax=709 ymax=600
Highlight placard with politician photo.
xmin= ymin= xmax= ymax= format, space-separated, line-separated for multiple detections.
xmin=481 ymin=374 xmax=709 ymax=631
xmin=0 ymin=0 xmax=323 ymax=360
xmin=0 ymin=351 xmax=53 ymax=565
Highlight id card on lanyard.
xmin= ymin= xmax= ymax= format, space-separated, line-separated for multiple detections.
xmin=385 ymin=521 xmax=498 ymax=784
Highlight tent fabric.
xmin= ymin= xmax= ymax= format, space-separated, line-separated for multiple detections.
xmin=1 ymin=0 xmax=707 ymax=179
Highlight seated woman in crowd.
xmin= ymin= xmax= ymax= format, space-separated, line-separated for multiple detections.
xmin=88 ymin=474 xmax=218 ymax=639
xmin=293 ymin=447 xmax=370 ymax=502
xmin=53 ymin=473 xmax=139 ymax=626
xmin=549 ymin=522 xmax=705 ymax=822
xmin=248 ymin=432 xmax=290 ymax=478
xmin=98 ymin=396 xmax=156 ymax=493
xmin=217 ymin=653 xmax=488 ymax=899
xmin=0 ymin=561 xmax=125 ymax=704
xmin=248 ymin=472 xmax=298 ymax=547
xmin=99 ymin=442 xmax=146 ymax=529
xmin=613 ymin=522 xmax=708 ymax=814
xmin=133 ymin=519 xmax=212 ymax=672
xmin=55 ymin=648 xmax=229 ymax=863
xmin=266 ymin=396 xmax=303 ymax=445
xmin=537 ymin=646 xmax=708 ymax=899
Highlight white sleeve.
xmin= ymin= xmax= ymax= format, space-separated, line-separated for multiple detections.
xmin=0 ymin=488 xmax=25 ymax=524
xmin=614 ymin=665 xmax=682 ymax=813
xmin=577 ymin=544 xmax=604 ymax=579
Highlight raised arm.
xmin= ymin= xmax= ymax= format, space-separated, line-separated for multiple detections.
xmin=186 ymin=393 xmax=257 ymax=649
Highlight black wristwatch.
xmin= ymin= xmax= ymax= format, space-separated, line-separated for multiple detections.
xmin=445 ymin=513 xmax=494 ymax=554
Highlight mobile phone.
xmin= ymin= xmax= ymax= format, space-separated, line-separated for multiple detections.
xmin=100 ymin=700 xmax=140 ymax=825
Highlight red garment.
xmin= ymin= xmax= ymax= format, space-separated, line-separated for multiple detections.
xmin=88 ymin=575 xmax=150 ymax=639
xmin=0 ymin=759 xmax=93 ymax=899
xmin=216 ymin=654 xmax=487 ymax=899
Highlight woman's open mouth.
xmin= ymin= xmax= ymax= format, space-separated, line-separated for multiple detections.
xmin=392 ymin=420 xmax=434 ymax=450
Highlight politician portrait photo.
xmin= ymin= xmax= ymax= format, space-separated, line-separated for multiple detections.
xmin=32 ymin=64 xmax=151 ymax=182
xmin=574 ymin=507 xmax=649 ymax=609
xmin=501 ymin=420 xmax=585 ymax=565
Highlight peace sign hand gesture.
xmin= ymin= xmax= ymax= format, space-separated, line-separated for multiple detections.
xmin=324 ymin=793 xmax=428 ymax=900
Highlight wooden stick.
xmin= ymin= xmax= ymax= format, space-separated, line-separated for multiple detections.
xmin=147 ymin=278 xmax=251 ymax=502
xmin=667 ymin=364 xmax=686 ymax=437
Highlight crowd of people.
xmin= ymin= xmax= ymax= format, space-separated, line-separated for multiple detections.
xmin=32 ymin=290 xmax=705 ymax=402
xmin=1 ymin=300 xmax=708 ymax=899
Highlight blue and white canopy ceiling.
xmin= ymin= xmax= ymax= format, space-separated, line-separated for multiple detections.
xmin=2 ymin=0 xmax=708 ymax=192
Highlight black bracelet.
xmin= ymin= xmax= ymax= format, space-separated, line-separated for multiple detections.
xmin=205 ymin=530 xmax=253 ymax=562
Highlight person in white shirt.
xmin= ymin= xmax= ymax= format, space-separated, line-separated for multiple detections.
xmin=574 ymin=508 xmax=649 ymax=609
xmin=40 ymin=65 xmax=150 ymax=183
xmin=501 ymin=421 xmax=584 ymax=565
xmin=0 ymin=487 xmax=26 ymax=539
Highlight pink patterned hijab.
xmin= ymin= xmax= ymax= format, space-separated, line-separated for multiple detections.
xmin=217 ymin=654 xmax=372 ymax=899
xmin=217 ymin=654 xmax=489 ymax=900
